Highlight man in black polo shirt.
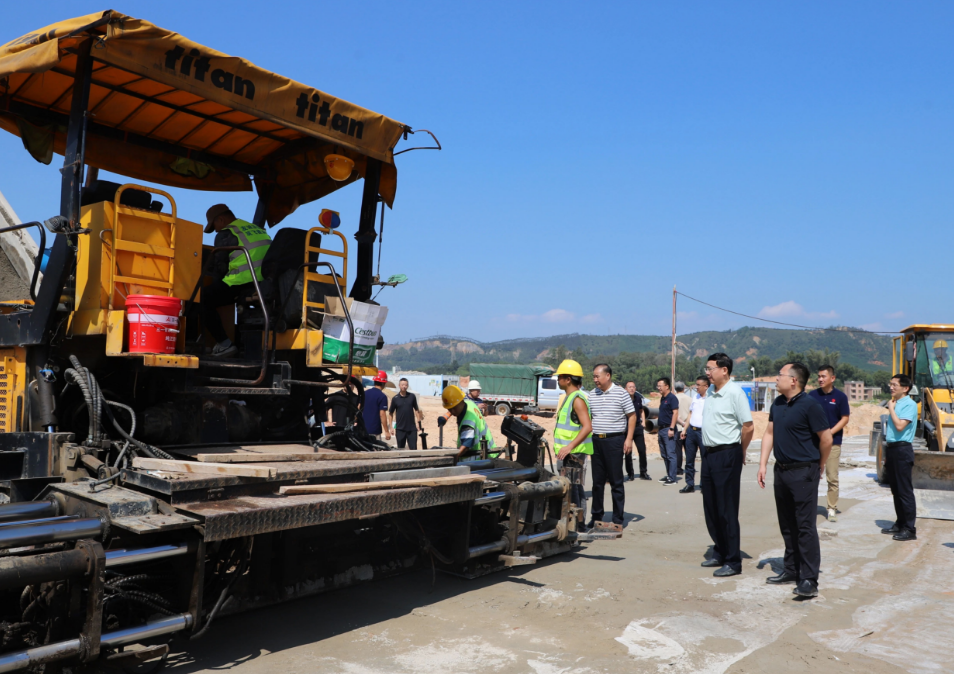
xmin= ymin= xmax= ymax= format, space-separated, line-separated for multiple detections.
xmin=757 ymin=362 xmax=833 ymax=598
xmin=389 ymin=377 xmax=424 ymax=449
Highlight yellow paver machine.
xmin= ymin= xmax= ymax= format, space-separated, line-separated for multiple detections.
xmin=0 ymin=12 xmax=578 ymax=670
xmin=871 ymin=324 xmax=954 ymax=519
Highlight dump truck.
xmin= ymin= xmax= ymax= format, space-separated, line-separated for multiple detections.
xmin=870 ymin=325 xmax=954 ymax=519
xmin=468 ymin=364 xmax=557 ymax=416
xmin=0 ymin=12 xmax=580 ymax=671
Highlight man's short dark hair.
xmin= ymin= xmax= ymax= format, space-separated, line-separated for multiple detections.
xmin=818 ymin=364 xmax=835 ymax=377
xmin=625 ymin=380 xmax=635 ymax=387
xmin=892 ymin=373 xmax=913 ymax=392
xmin=696 ymin=375 xmax=709 ymax=385
xmin=569 ymin=375 xmax=583 ymax=387
xmin=595 ymin=363 xmax=612 ymax=376
xmin=657 ymin=377 xmax=672 ymax=389
xmin=374 ymin=380 xmax=385 ymax=388
xmin=399 ymin=377 xmax=408 ymax=383
xmin=787 ymin=362 xmax=810 ymax=390
xmin=707 ymin=352 xmax=733 ymax=375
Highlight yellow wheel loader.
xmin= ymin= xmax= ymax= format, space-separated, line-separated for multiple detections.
xmin=871 ymin=325 xmax=954 ymax=518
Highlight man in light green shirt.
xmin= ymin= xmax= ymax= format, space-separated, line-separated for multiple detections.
xmin=698 ymin=353 xmax=755 ymax=577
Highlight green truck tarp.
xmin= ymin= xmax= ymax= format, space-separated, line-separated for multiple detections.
xmin=469 ymin=364 xmax=554 ymax=398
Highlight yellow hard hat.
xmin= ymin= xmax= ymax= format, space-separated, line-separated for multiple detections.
xmin=935 ymin=339 xmax=948 ymax=348
xmin=555 ymin=359 xmax=584 ymax=378
xmin=442 ymin=385 xmax=465 ymax=409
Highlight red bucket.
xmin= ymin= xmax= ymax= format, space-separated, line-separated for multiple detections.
xmin=126 ymin=294 xmax=182 ymax=354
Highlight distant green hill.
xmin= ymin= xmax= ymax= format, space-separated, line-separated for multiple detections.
xmin=379 ymin=327 xmax=892 ymax=373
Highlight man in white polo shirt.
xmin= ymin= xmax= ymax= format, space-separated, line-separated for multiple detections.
xmin=679 ymin=375 xmax=709 ymax=494
xmin=700 ymin=352 xmax=754 ymax=577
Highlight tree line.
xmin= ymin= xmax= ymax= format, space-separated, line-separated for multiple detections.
xmin=542 ymin=345 xmax=892 ymax=395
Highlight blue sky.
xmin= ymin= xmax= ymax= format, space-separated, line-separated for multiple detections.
xmin=2 ymin=2 xmax=952 ymax=344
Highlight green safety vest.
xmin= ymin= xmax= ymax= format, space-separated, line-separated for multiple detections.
xmin=459 ymin=399 xmax=497 ymax=460
xmin=932 ymin=357 xmax=954 ymax=376
xmin=553 ymin=390 xmax=593 ymax=455
xmin=222 ymin=219 xmax=271 ymax=287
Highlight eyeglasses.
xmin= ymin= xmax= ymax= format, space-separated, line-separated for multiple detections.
xmin=776 ymin=372 xmax=794 ymax=379
xmin=703 ymin=366 xmax=721 ymax=373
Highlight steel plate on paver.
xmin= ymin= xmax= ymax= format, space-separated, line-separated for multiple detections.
xmin=179 ymin=482 xmax=483 ymax=541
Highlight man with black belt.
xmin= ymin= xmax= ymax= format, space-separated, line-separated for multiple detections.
xmin=881 ymin=374 xmax=918 ymax=541
xmin=757 ymin=362 xmax=832 ymax=598
xmin=700 ymin=353 xmax=754 ymax=577
xmin=624 ymin=381 xmax=650 ymax=481
xmin=587 ymin=364 xmax=636 ymax=531
xmin=679 ymin=375 xmax=709 ymax=493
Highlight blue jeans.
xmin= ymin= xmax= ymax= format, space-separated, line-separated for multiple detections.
xmin=683 ymin=427 xmax=705 ymax=487
xmin=657 ymin=428 xmax=678 ymax=481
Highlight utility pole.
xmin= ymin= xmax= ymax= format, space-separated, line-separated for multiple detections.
xmin=671 ymin=286 xmax=677 ymax=385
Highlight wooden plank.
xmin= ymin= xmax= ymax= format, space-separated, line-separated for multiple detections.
xmin=131 ymin=457 xmax=276 ymax=478
xmin=195 ymin=449 xmax=460 ymax=463
xmin=279 ymin=473 xmax=485 ymax=495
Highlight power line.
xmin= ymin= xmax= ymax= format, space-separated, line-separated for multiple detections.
xmin=675 ymin=292 xmax=898 ymax=335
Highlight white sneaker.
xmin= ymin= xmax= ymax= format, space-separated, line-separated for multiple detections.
xmin=828 ymin=508 xmax=837 ymax=522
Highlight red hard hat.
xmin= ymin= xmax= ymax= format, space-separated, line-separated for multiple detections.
xmin=373 ymin=370 xmax=388 ymax=383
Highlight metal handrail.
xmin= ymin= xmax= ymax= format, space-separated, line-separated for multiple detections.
xmin=270 ymin=260 xmax=355 ymax=382
xmin=0 ymin=221 xmax=46 ymax=301
xmin=108 ymin=184 xmax=177 ymax=311
xmin=184 ymin=246 xmax=270 ymax=386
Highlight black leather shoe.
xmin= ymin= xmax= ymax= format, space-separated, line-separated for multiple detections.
xmin=700 ymin=558 xmax=722 ymax=568
xmin=794 ymin=579 xmax=818 ymax=597
xmin=626 ymin=475 xmax=636 ymax=482
xmin=881 ymin=524 xmax=900 ymax=534
xmin=766 ymin=571 xmax=798 ymax=585
xmin=893 ymin=528 xmax=917 ymax=541
xmin=713 ymin=565 xmax=741 ymax=577
xmin=640 ymin=473 xmax=652 ymax=480
xmin=677 ymin=469 xmax=685 ymax=476
xmin=679 ymin=485 xmax=695 ymax=493
xmin=585 ymin=520 xmax=597 ymax=532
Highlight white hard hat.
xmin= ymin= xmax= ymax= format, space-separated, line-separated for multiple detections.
xmin=468 ymin=379 xmax=482 ymax=390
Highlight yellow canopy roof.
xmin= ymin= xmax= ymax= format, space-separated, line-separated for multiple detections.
xmin=0 ymin=11 xmax=405 ymax=225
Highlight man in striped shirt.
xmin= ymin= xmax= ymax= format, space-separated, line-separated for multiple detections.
xmin=587 ymin=364 xmax=636 ymax=530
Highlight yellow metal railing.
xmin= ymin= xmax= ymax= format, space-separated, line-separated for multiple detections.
xmin=107 ymin=184 xmax=178 ymax=311
xmin=302 ymin=226 xmax=348 ymax=320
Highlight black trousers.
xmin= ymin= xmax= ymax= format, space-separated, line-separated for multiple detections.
xmin=701 ymin=444 xmax=743 ymax=570
xmin=395 ymin=429 xmax=418 ymax=449
xmin=884 ymin=442 xmax=917 ymax=533
xmin=676 ymin=429 xmax=685 ymax=471
xmin=683 ymin=428 xmax=705 ymax=487
xmin=624 ymin=431 xmax=648 ymax=477
xmin=201 ymin=279 xmax=250 ymax=343
xmin=773 ymin=463 xmax=821 ymax=581
xmin=591 ymin=435 xmax=625 ymax=525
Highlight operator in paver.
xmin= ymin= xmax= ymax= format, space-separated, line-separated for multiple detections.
xmin=202 ymin=203 xmax=272 ymax=358
xmin=553 ymin=359 xmax=594 ymax=527
xmin=440 ymin=385 xmax=496 ymax=460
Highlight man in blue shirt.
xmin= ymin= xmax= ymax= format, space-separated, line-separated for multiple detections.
xmin=655 ymin=377 xmax=680 ymax=485
xmin=808 ymin=365 xmax=851 ymax=522
xmin=882 ymin=374 xmax=918 ymax=541
xmin=362 ymin=371 xmax=392 ymax=444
